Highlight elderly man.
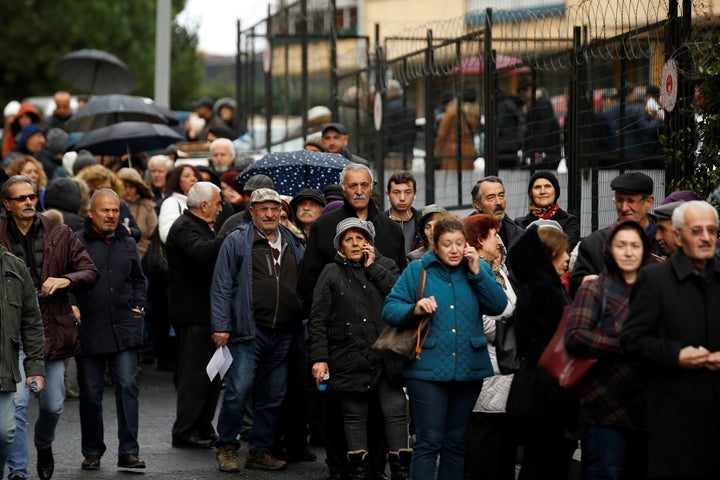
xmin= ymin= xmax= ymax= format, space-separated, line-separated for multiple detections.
xmin=621 ymin=201 xmax=720 ymax=479
xmin=45 ymin=91 xmax=72 ymax=130
xmin=74 ymin=189 xmax=147 ymax=472
xmin=147 ymin=155 xmax=174 ymax=211
xmin=290 ymin=188 xmax=326 ymax=239
xmin=0 ymin=245 xmax=45 ymax=480
xmin=166 ymin=182 xmax=224 ymax=449
xmin=570 ymin=172 xmax=662 ymax=295
xmin=211 ymin=188 xmax=305 ymax=472
xmin=298 ymin=163 xmax=406 ymax=480
xmin=470 ymin=176 xmax=525 ymax=249
xmin=652 ymin=201 xmax=683 ymax=259
xmin=209 ymin=138 xmax=236 ymax=174
xmin=0 ymin=175 xmax=99 ymax=480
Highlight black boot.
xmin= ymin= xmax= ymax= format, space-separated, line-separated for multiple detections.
xmin=388 ymin=449 xmax=411 ymax=480
xmin=37 ymin=447 xmax=54 ymax=480
xmin=347 ymin=450 xmax=368 ymax=480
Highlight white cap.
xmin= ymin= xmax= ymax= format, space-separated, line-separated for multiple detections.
xmin=4 ymin=101 xmax=20 ymax=118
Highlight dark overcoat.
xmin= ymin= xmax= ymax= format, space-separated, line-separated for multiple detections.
xmin=620 ymin=251 xmax=720 ymax=478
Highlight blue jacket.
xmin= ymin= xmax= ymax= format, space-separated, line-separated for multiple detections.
xmin=382 ymin=252 xmax=507 ymax=381
xmin=210 ymin=223 xmax=304 ymax=342
xmin=74 ymin=218 xmax=146 ymax=355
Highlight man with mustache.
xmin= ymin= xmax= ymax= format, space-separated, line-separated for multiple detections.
xmin=470 ymin=176 xmax=525 ymax=249
xmin=0 ymin=175 xmax=99 ymax=480
xmin=290 ymin=188 xmax=326 ymax=241
xmin=621 ymin=200 xmax=720 ymax=479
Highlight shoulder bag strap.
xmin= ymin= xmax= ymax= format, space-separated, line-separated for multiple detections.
xmin=415 ymin=267 xmax=431 ymax=358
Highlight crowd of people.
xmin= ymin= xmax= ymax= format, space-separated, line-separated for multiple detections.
xmin=0 ymin=90 xmax=719 ymax=480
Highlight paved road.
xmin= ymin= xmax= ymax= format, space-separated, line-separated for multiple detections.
xmin=18 ymin=363 xmax=329 ymax=480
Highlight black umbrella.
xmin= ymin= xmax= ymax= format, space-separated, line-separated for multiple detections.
xmin=237 ymin=151 xmax=351 ymax=196
xmin=55 ymin=49 xmax=136 ymax=94
xmin=74 ymin=121 xmax=182 ymax=158
xmin=65 ymin=95 xmax=176 ymax=132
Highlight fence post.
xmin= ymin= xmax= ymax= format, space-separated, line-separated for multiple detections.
xmin=330 ymin=0 xmax=339 ymax=122
xmin=235 ymin=20 xmax=247 ymax=135
xmin=483 ymin=8 xmax=496 ymax=176
xmin=567 ymin=26 xmax=581 ymax=216
xmin=264 ymin=5 xmax=273 ymax=152
xmin=300 ymin=0 xmax=309 ymax=142
xmin=375 ymin=23 xmax=386 ymax=196
xmin=424 ymin=29 xmax=436 ymax=205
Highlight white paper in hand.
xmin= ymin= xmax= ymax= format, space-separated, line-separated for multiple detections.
xmin=206 ymin=346 xmax=233 ymax=381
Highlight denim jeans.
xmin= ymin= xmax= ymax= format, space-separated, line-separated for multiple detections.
xmin=581 ymin=424 xmax=647 ymax=480
xmin=216 ymin=326 xmax=291 ymax=452
xmin=77 ymin=349 xmax=139 ymax=457
xmin=339 ymin=376 xmax=408 ymax=452
xmin=1 ymin=350 xmax=66 ymax=478
xmin=406 ymin=379 xmax=482 ymax=480
xmin=0 ymin=391 xmax=16 ymax=473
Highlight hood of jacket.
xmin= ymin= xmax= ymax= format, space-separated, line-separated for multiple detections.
xmin=507 ymin=225 xmax=558 ymax=285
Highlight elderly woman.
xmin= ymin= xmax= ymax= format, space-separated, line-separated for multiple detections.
xmin=515 ymin=171 xmax=580 ymax=250
xmin=463 ymin=214 xmax=518 ymax=480
xmin=309 ymin=218 xmax=408 ymax=480
xmin=6 ymin=155 xmax=48 ymax=211
xmin=506 ymin=221 xmax=578 ymax=480
xmin=157 ymin=164 xmax=200 ymax=243
xmin=117 ymin=168 xmax=158 ymax=259
xmin=383 ymin=216 xmax=507 ymax=480
xmin=565 ymin=220 xmax=650 ymax=480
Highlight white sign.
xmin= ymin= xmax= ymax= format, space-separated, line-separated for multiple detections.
xmin=373 ymin=92 xmax=382 ymax=131
xmin=661 ymin=59 xmax=678 ymax=113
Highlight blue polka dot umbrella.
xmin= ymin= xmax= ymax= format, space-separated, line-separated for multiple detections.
xmin=236 ymin=150 xmax=351 ymax=196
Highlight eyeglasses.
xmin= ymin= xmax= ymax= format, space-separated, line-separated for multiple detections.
xmin=686 ymin=226 xmax=719 ymax=237
xmin=7 ymin=194 xmax=38 ymax=202
xmin=613 ymin=195 xmax=647 ymax=207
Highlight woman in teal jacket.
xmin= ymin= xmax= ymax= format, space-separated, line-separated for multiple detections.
xmin=382 ymin=216 xmax=507 ymax=480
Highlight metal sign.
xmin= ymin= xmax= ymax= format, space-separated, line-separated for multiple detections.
xmin=662 ymin=59 xmax=678 ymax=113
xmin=373 ymin=92 xmax=382 ymax=131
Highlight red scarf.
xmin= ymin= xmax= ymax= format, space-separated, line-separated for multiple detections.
xmin=530 ymin=203 xmax=559 ymax=219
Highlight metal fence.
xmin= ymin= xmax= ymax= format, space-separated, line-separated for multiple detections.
xmin=237 ymin=0 xmax=705 ymax=235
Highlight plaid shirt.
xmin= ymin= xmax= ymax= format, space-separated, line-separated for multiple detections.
xmin=565 ymin=272 xmax=645 ymax=429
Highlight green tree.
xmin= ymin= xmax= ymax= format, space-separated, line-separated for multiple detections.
xmin=0 ymin=0 xmax=203 ymax=108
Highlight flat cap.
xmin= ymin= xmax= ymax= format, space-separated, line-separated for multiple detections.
xmin=250 ymin=188 xmax=282 ymax=204
xmin=653 ymin=201 xmax=684 ymax=220
xmin=243 ymin=174 xmax=274 ymax=193
xmin=323 ymin=184 xmax=343 ymax=201
xmin=321 ymin=122 xmax=347 ymax=136
xmin=610 ymin=172 xmax=653 ymax=195
xmin=290 ymin=188 xmax=326 ymax=212
xmin=192 ymin=97 xmax=214 ymax=109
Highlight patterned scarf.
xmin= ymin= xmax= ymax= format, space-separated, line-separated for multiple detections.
xmin=529 ymin=203 xmax=559 ymax=219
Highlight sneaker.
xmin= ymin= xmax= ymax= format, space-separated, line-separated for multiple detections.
xmin=245 ymin=450 xmax=287 ymax=471
xmin=216 ymin=444 xmax=240 ymax=472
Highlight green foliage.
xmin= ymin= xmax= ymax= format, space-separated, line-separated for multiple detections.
xmin=669 ymin=31 xmax=720 ymax=198
xmin=0 ymin=0 xmax=202 ymax=108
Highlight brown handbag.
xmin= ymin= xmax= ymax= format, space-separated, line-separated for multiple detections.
xmin=372 ymin=268 xmax=432 ymax=362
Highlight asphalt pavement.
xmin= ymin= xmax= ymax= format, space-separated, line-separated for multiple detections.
xmin=19 ymin=362 xmax=329 ymax=480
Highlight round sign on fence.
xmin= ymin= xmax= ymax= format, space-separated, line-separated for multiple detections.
xmin=661 ymin=59 xmax=678 ymax=113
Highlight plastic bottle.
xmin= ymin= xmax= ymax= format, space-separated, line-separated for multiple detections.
xmin=317 ymin=373 xmax=330 ymax=391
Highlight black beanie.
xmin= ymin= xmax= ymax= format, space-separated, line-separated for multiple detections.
xmin=528 ymin=171 xmax=560 ymax=204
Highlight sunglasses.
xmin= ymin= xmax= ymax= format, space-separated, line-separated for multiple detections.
xmin=7 ymin=194 xmax=38 ymax=202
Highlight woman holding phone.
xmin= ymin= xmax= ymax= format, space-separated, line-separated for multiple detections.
xmin=308 ymin=218 xmax=409 ymax=480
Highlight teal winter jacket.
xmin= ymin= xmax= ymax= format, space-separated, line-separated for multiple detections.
xmin=382 ymin=252 xmax=507 ymax=382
